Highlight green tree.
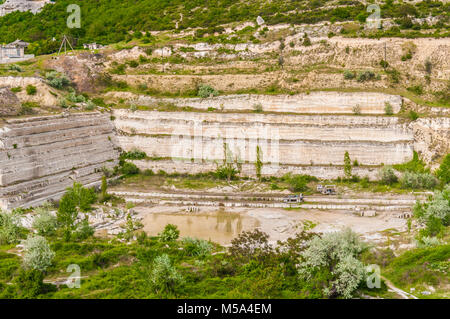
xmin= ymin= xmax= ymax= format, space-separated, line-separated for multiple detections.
xmin=21 ymin=235 xmax=55 ymax=272
xmin=379 ymin=166 xmax=398 ymax=185
xmin=344 ymin=151 xmax=352 ymax=179
xmin=436 ymin=154 xmax=450 ymax=185
xmin=413 ymin=186 xmax=450 ymax=237
xmin=0 ymin=210 xmax=23 ymax=244
xmin=150 ymin=254 xmax=184 ymax=294
xmin=298 ymin=228 xmax=368 ymax=299
xmin=255 ymin=145 xmax=263 ymax=180
xmin=32 ymin=206 xmax=58 ymax=236
xmin=159 ymin=224 xmax=180 ymax=242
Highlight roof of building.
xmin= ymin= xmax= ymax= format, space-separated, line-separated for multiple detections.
xmin=6 ymin=39 xmax=29 ymax=48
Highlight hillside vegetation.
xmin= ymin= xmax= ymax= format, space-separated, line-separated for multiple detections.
xmin=0 ymin=0 xmax=449 ymax=55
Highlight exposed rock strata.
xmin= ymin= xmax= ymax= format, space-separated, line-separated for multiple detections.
xmin=113 ymin=109 xmax=414 ymax=175
xmin=0 ymin=112 xmax=119 ymax=209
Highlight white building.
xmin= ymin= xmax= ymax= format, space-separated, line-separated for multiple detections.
xmin=0 ymin=39 xmax=34 ymax=64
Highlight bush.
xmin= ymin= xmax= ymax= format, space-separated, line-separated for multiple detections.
xmin=45 ymin=71 xmax=70 ymax=89
xmin=436 ymin=154 xmax=450 ymax=185
xmin=0 ymin=210 xmax=23 ymax=245
xmin=408 ymin=110 xmax=419 ymax=121
xmin=352 ymin=105 xmax=361 ymax=115
xmin=197 ymin=84 xmax=219 ymax=98
xmin=150 ymin=254 xmax=183 ymax=294
xmin=297 ymin=228 xmax=368 ymax=299
xmin=122 ymin=149 xmax=147 ymax=160
xmin=182 ymin=237 xmax=213 ymax=257
xmin=25 ymin=85 xmax=37 ymax=95
xmin=121 ymin=162 xmax=139 ymax=175
xmin=229 ymin=229 xmax=273 ymax=264
xmin=253 ymin=103 xmax=263 ymax=113
xmin=14 ymin=269 xmax=45 ymax=298
xmin=413 ymin=186 xmax=450 ymax=237
xmin=343 ymin=70 xmax=355 ymax=79
xmin=283 ymin=174 xmax=311 ymax=192
xmin=356 ymin=70 xmax=376 ymax=82
xmin=21 ymin=235 xmax=55 ymax=272
xmin=32 ymin=206 xmax=57 ymax=236
xmin=407 ymin=85 xmax=423 ymax=95
xmin=159 ymin=224 xmax=180 ymax=242
xmin=384 ymin=102 xmax=394 ymax=115
xmin=73 ymin=218 xmax=94 ymax=240
xmin=401 ymin=171 xmax=438 ymax=189
xmin=379 ymin=166 xmax=398 ymax=185
xmin=415 ymin=236 xmax=442 ymax=248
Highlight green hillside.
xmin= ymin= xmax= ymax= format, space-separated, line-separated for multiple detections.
xmin=0 ymin=0 xmax=449 ymax=55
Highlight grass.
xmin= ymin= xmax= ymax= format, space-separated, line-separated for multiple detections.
xmin=382 ymin=245 xmax=450 ymax=298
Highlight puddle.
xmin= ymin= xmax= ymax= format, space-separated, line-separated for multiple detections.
xmin=141 ymin=209 xmax=260 ymax=245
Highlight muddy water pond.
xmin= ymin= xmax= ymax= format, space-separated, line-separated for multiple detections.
xmin=141 ymin=209 xmax=260 ymax=245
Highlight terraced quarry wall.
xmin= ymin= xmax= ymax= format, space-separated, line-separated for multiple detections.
xmin=113 ymin=105 xmax=415 ymax=179
xmin=0 ymin=112 xmax=119 ymax=209
xmin=109 ymin=91 xmax=402 ymax=115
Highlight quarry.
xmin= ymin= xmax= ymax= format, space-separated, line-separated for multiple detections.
xmin=0 ymin=4 xmax=449 ymax=299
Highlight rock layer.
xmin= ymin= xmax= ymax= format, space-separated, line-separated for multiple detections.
xmin=0 ymin=112 xmax=119 ymax=209
xmin=113 ymin=109 xmax=415 ymax=177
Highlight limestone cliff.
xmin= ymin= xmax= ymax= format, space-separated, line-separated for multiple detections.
xmin=0 ymin=112 xmax=119 ymax=209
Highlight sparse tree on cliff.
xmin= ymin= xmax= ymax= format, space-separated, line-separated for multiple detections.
xmin=255 ymin=145 xmax=263 ymax=180
xmin=344 ymin=151 xmax=352 ymax=179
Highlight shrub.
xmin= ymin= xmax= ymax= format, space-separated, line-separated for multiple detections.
xmin=14 ymin=269 xmax=45 ymax=298
xmin=302 ymin=35 xmax=311 ymax=46
xmin=122 ymin=149 xmax=147 ymax=160
xmin=68 ymin=91 xmax=87 ymax=103
xmin=0 ymin=210 xmax=23 ymax=245
xmin=182 ymin=237 xmax=213 ymax=257
xmin=384 ymin=102 xmax=394 ymax=115
xmin=25 ymin=85 xmax=37 ymax=95
xmin=297 ymin=228 xmax=368 ymax=299
xmin=121 ymin=162 xmax=139 ymax=175
xmin=379 ymin=60 xmax=389 ymax=68
xmin=413 ymin=186 xmax=450 ymax=237
xmin=407 ymin=85 xmax=423 ymax=95
xmin=18 ymin=103 xmax=36 ymax=115
xmin=45 ymin=71 xmax=70 ymax=89
xmin=352 ymin=105 xmax=361 ymax=115
xmin=197 ymin=84 xmax=219 ymax=98
xmin=229 ymin=229 xmax=273 ymax=264
xmin=415 ymin=236 xmax=442 ymax=248
xmin=400 ymin=171 xmax=438 ymax=189
xmin=72 ymin=218 xmax=94 ymax=240
xmin=424 ymin=59 xmax=432 ymax=74
xmin=379 ymin=166 xmax=398 ymax=185
xmin=343 ymin=70 xmax=355 ymax=79
xmin=158 ymin=224 xmax=180 ymax=242
xmin=356 ymin=70 xmax=376 ymax=82
xmin=284 ymin=174 xmax=311 ymax=192
xmin=150 ymin=254 xmax=183 ymax=294
xmin=408 ymin=110 xmax=419 ymax=121
xmin=436 ymin=154 xmax=450 ymax=185
xmin=21 ymin=235 xmax=55 ymax=272
xmin=32 ymin=207 xmax=57 ymax=236
xmin=253 ymin=103 xmax=263 ymax=113
xmin=215 ymin=163 xmax=239 ymax=181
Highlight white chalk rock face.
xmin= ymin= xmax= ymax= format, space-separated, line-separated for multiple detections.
xmin=0 ymin=112 xmax=119 ymax=209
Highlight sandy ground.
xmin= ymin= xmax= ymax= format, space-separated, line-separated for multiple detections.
xmin=136 ymin=205 xmax=406 ymax=245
